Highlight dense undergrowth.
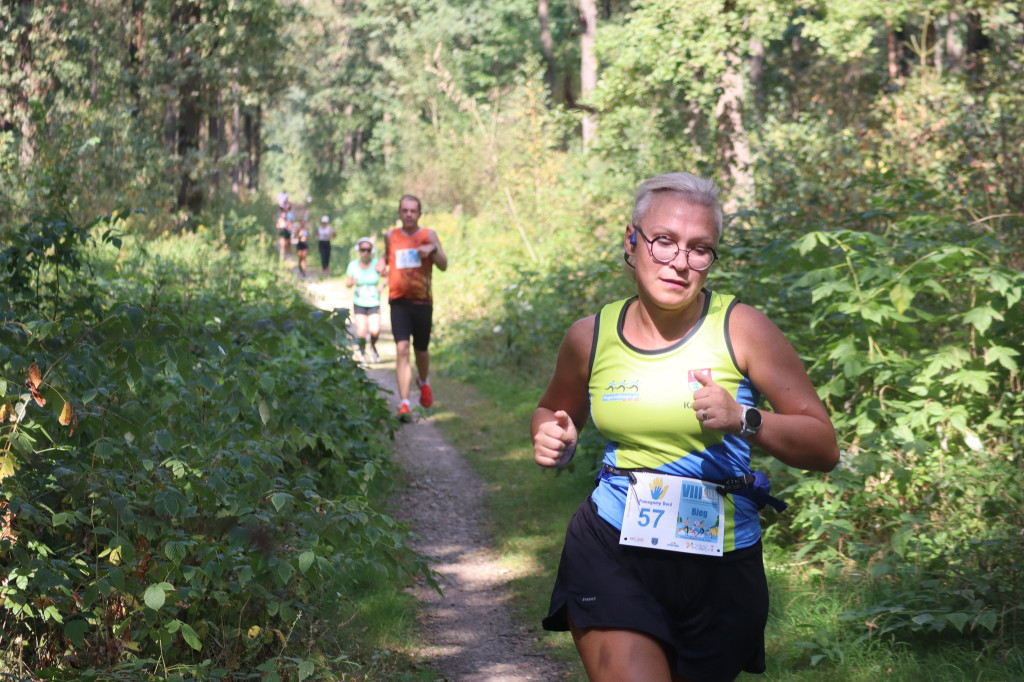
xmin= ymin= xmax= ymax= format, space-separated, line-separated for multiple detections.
xmin=432 ymin=167 xmax=1024 ymax=672
xmin=0 ymin=204 xmax=428 ymax=678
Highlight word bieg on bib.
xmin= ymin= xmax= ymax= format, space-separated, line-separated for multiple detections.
xmin=395 ymin=248 xmax=422 ymax=269
xmin=620 ymin=470 xmax=725 ymax=556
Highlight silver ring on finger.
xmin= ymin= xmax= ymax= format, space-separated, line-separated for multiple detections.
xmin=701 ymin=408 xmax=708 ymax=422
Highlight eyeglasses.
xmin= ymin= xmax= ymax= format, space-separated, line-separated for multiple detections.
xmin=634 ymin=227 xmax=718 ymax=271
xmin=358 ymin=247 xmax=372 ymax=252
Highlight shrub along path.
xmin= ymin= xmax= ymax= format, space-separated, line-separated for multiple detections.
xmin=305 ymin=277 xmax=568 ymax=681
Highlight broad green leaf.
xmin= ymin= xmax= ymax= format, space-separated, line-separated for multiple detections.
xmin=974 ymin=610 xmax=998 ymax=632
xmin=179 ymin=622 xmax=202 ymax=651
xmin=0 ymin=454 xmax=19 ymax=482
xmin=298 ymin=551 xmax=315 ymax=574
xmin=984 ymin=345 xmax=1019 ymax=371
xmin=939 ymin=370 xmax=992 ymax=394
xmin=270 ymin=493 xmax=293 ymax=511
xmin=276 ymin=560 xmax=294 ymax=584
xmin=298 ymin=659 xmax=315 ymax=681
xmin=888 ymin=282 xmax=914 ymax=315
xmin=65 ymin=620 xmax=89 ymax=648
xmin=94 ymin=441 xmax=114 ymax=461
xmin=961 ymin=305 xmax=1002 ymax=336
xmin=144 ymin=582 xmax=173 ymax=610
xmin=155 ymin=430 xmax=173 ymax=450
xmin=165 ymin=541 xmax=188 ymax=565
xmin=259 ymin=400 xmax=271 ymax=424
xmin=945 ymin=612 xmax=970 ymax=632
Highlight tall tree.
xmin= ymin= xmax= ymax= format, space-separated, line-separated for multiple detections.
xmin=538 ymin=0 xmax=556 ymax=99
xmin=579 ymin=0 xmax=598 ymax=148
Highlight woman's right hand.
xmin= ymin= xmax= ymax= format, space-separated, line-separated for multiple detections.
xmin=533 ymin=409 xmax=578 ymax=468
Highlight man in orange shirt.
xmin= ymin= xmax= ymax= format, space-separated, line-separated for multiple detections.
xmin=378 ymin=195 xmax=448 ymax=420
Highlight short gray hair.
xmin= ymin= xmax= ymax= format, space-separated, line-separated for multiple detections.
xmin=631 ymin=172 xmax=723 ymax=239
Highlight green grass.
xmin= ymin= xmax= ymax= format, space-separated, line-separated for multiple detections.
xmin=427 ymin=369 xmax=590 ymax=680
xmin=424 ymin=363 xmax=1024 ymax=682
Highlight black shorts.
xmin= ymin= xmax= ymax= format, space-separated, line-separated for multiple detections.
xmin=296 ymin=243 xmax=309 ymax=252
xmin=352 ymin=304 xmax=380 ymax=316
xmin=389 ymin=298 xmax=432 ymax=351
xmin=279 ymin=228 xmax=291 ymax=239
xmin=543 ymin=497 xmax=768 ymax=682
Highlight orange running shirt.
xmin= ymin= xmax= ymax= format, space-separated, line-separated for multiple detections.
xmin=386 ymin=228 xmax=435 ymax=302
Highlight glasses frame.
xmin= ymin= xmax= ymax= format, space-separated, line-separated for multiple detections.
xmin=633 ymin=227 xmax=719 ymax=272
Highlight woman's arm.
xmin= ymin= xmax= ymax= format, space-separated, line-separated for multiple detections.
xmin=531 ymin=316 xmax=595 ymax=467
xmin=693 ymin=304 xmax=839 ymax=472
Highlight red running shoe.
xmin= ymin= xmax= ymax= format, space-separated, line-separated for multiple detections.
xmin=397 ymin=403 xmax=412 ymax=422
xmin=418 ymin=383 xmax=433 ymax=408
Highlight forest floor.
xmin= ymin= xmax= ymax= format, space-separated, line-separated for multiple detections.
xmin=303 ymin=271 xmax=570 ymax=681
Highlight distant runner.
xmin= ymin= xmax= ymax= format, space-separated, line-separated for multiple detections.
xmin=378 ymin=195 xmax=448 ymax=421
xmin=346 ymin=237 xmax=384 ymax=364
xmin=317 ymin=216 xmax=335 ymax=276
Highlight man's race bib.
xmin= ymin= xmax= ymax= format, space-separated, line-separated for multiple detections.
xmin=620 ymin=471 xmax=725 ymax=556
xmin=395 ymin=248 xmax=422 ymax=269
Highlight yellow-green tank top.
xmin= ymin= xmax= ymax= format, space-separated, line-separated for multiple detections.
xmin=589 ymin=291 xmax=763 ymax=552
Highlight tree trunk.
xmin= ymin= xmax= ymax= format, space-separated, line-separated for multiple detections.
xmin=174 ymin=0 xmax=203 ymax=218
xmin=165 ymin=100 xmax=177 ymax=151
xmin=127 ymin=0 xmax=145 ymax=115
xmin=965 ymin=10 xmax=990 ymax=80
xmin=887 ymin=24 xmax=900 ymax=85
xmin=176 ymin=77 xmax=202 ymax=216
xmin=715 ymin=48 xmax=753 ymax=215
xmin=383 ymin=110 xmax=393 ymax=170
xmin=945 ymin=11 xmax=964 ymax=72
xmin=230 ymin=95 xmax=240 ymax=196
xmin=209 ymin=92 xmax=224 ymax=196
xmin=243 ymin=111 xmax=253 ymax=191
xmin=13 ymin=0 xmax=37 ymax=166
xmin=91 ymin=0 xmax=100 ymax=102
xmin=578 ymin=0 xmax=597 ymax=148
xmin=748 ymin=37 xmax=765 ymax=121
xmin=538 ymin=0 xmax=555 ymax=101
xmin=343 ymin=101 xmax=354 ymax=172
xmin=250 ymin=104 xmax=261 ymax=193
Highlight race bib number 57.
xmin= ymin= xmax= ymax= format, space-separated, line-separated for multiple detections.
xmin=620 ymin=471 xmax=725 ymax=556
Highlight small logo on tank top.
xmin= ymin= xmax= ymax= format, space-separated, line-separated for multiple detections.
xmin=601 ymin=378 xmax=640 ymax=402
xmin=688 ymin=368 xmax=712 ymax=393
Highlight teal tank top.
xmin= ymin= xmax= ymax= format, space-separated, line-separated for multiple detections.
xmin=589 ymin=291 xmax=762 ymax=552
xmin=346 ymin=260 xmax=381 ymax=308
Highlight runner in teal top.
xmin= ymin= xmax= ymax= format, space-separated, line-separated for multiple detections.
xmin=345 ymin=237 xmax=383 ymax=363
xmin=530 ymin=172 xmax=840 ymax=682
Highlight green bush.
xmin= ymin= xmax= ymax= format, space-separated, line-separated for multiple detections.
xmin=1 ymin=209 xmax=427 ymax=678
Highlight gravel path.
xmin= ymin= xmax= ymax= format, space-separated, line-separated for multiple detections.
xmin=305 ymin=277 xmax=569 ymax=682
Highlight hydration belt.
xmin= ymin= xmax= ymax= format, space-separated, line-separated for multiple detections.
xmin=602 ymin=464 xmax=788 ymax=512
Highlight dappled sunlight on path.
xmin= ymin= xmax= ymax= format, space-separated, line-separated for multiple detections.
xmin=304 ymin=277 xmax=569 ymax=681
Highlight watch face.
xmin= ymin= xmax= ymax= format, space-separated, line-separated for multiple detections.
xmin=746 ymin=408 xmax=762 ymax=428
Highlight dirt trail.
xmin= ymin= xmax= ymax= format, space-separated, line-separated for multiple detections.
xmin=304 ymin=277 xmax=568 ymax=682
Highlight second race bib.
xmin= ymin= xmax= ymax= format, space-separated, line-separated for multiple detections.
xmin=395 ymin=248 xmax=422 ymax=269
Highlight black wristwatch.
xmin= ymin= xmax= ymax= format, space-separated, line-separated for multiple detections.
xmin=739 ymin=407 xmax=762 ymax=438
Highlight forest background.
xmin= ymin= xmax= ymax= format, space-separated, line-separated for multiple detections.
xmin=2 ymin=0 xmax=1023 ymax=679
